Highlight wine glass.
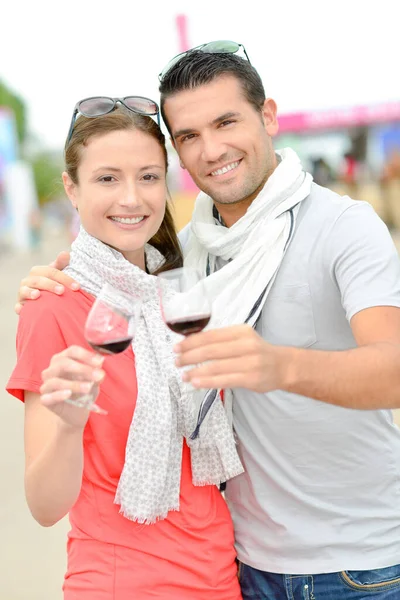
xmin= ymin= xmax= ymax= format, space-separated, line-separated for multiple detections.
xmin=65 ymin=283 xmax=141 ymax=415
xmin=157 ymin=268 xmax=211 ymax=337
xmin=158 ymin=268 xmax=212 ymax=438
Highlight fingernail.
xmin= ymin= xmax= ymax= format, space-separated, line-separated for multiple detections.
xmin=92 ymin=355 xmax=104 ymax=366
xmin=182 ymin=372 xmax=189 ymax=382
xmin=61 ymin=389 xmax=72 ymax=399
xmin=31 ymin=290 xmax=40 ymax=299
xmin=71 ymin=283 xmax=80 ymax=290
xmin=55 ymin=285 xmax=64 ymax=294
xmin=192 ymin=379 xmax=201 ymax=388
xmin=80 ymin=382 xmax=93 ymax=393
xmin=93 ymin=369 xmax=105 ymax=382
xmin=174 ymin=345 xmax=181 ymax=353
xmin=175 ymin=358 xmax=181 ymax=367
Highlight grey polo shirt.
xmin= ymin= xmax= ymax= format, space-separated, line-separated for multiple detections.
xmin=179 ymin=183 xmax=400 ymax=574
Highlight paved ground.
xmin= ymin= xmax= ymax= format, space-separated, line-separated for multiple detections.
xmin=0 ymin=231 xmax=70 ymax=600
xmin=1 ymin=224 xmax=400 ymax=599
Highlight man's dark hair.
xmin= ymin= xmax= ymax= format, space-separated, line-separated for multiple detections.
xmin=159 ymin=51 xmax=266 ymax=134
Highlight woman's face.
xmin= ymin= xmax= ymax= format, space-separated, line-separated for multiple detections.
xmin=63 ymin=129 xmax=167 ymax=268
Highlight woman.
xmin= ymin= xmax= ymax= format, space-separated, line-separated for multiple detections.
xmin=7 ymin=97 xmax=243 ymax=599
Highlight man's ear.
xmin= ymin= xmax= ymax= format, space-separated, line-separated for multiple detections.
xmin=262 ymin=98 xmax=279 ymax=137
xmin=62 ymin=172 xmax=78 ymax=209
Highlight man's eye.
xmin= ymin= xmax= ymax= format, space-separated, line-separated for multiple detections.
xmin=220 ymin=120 xmax=234 ymax=127
xmin=181 ymin=133 xmax=196 ymax=143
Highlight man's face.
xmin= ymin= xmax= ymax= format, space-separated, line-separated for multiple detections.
xmin=164 ymin=75 xmax=279 ymax=206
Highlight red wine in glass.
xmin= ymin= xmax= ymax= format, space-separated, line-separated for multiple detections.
xmin=88 ymin=337 xmax=133 ymax=355
xmin=158 ymin=267 xmax=212 ymax=338
xmin=165 ymin=315 xmax=211 ymax=336
xmin=64 ymin=283 xmax=141 ymax=415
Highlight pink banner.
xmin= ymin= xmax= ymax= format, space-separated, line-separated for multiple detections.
xmin=175 ymin=14 xmax=198 ymax=194
xmin=278 ymin=101 xmax=400 ymax=134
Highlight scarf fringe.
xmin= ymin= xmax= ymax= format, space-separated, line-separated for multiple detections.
xmin=193 ymin=466 xmax=244 ymax=487
xmin=115 ymin=500 xmax=181 ymax=525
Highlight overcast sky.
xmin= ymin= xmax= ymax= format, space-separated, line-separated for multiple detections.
xmin=2 ymin=0 xmax=398 ymax=150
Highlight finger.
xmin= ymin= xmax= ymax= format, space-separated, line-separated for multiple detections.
xmin=43 ymin=356 xmax=104 ymax=383
xmin=174 ymin=325 xmax=252 ymax=353
xmin=187 ymin=372 xmax=246 ymax=390
xmin=40 ymin=389 xmax=72 ymax=405
xmin=15 ymin=302 xmax=24 ymax=315
xmin=43 ymin=361 xmax=105 ymax=385
xmin=40 ymin=377 xmax=94 ymax=397
xmin=182 ymin=356 xmax=259 ymax=381
xmin=49 ymin=250 xmax=71 ymax=271
xmin=18 ymin=285 xmax=41 ymax=303
xmin=50 ymin=345 xmax=104 ymax=368
xmin=27 ymin=266 xmax=79 ymax=292
xmin=176 ymin=338 xmax=261 ymax=367
xmin=19 ymin=274 xmax=65 ymax=297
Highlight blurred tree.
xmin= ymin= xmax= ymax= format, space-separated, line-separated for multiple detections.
xmin=0 ymin=80 xmax=27 ymax=143
xmin=0 ymin=80 xmax=64 ymax=206
xmin=31 ymin=152 xmax=63 ymax=205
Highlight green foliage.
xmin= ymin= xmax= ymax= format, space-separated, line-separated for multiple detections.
xmin=0 ymin=80 xmax=63 ymax=205
xmin=0 ymin=80 xmax=27 ymax=143
xmin=31 ymin=153 xmax=63 ymax=205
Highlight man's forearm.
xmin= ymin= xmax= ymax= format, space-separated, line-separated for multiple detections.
xmin=283 ymin=342 xmax=400 ymax=409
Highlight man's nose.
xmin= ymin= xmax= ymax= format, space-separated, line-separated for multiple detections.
xmin=200 ymin=134 xmax=227 ymax=164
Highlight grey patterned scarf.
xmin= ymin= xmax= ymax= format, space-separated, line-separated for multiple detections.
xmin=64 ymin=228 xmax=243 ymax=524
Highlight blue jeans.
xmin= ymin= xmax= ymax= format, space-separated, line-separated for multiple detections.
xmin=239 ymin=562 xmax=400 ymax=599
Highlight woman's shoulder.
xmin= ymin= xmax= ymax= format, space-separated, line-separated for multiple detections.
xmin=18 ymin=288 xmax=94 ymax=334
xmin=20 ymin=287 xmax=93 ymax=316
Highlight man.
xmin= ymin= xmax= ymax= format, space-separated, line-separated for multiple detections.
xmin=16 ymin=44 xmax=400 ymax=599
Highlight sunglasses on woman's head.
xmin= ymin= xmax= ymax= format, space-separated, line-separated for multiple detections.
xmin=158 ymin=40 xmax=251 ymax=82
xmin=66 ymin=96 xmax=161 ymax=145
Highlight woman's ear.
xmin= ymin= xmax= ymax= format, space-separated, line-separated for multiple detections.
xmin=62 ymin=172 xmax=78 ymax=209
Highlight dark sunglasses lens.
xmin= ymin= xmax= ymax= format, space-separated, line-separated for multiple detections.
xmin=79 ymin=97 xmax=114 ymax=117
xmin=202 ymin=40 xmax=240 ymax=54
xmin=124 ymin=97 xmax=159 ymax=115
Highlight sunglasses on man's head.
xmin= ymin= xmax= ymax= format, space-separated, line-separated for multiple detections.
xmin=158 ymin=40 xmax=251 ymax=82
xmin=66 ymin=96 xmax=161 ymax=145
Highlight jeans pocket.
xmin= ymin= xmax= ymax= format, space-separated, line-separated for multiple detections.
xmin=340 ymin=564 xmax=400 ymax=591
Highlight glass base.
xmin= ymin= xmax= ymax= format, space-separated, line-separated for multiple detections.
xmin=64 ymin=394 xmax=108 ymax=415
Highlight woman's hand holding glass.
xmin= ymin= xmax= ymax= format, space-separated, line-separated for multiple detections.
xmin=40 ymin=346 xmax=106 ymax=430
xmin=40 ymin=283 xmax=140 ymax=419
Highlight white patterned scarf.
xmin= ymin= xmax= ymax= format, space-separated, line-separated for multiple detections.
xmin=184 ymin=148 xmax=313 ymax=427
xmin=64 ymin=228 xmax=243 ymax=524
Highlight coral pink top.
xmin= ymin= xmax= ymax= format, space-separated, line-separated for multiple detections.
xmin=7 ymin=289 xmax=241 ymax=600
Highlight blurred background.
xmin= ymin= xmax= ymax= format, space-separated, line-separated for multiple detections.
xmin=1 ymin=1 xmax=400 ymax=597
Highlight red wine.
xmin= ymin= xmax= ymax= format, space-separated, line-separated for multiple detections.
xmin=89 ymin=337 xmax=132 ymax=355
xmin=166 ymin=315 xmax=211 ymax=336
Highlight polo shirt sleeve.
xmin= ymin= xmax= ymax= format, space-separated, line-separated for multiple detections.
xmin=7 ymin=294 xmax=68 ymax=402
xmin=324 ymin=201 xmax=400 ymax=322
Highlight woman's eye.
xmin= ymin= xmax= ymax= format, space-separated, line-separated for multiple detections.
xmin=99 ymin=175 xmax=116 ymax=183
xmin=142 ymin=174 xmax=159 ymax=181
